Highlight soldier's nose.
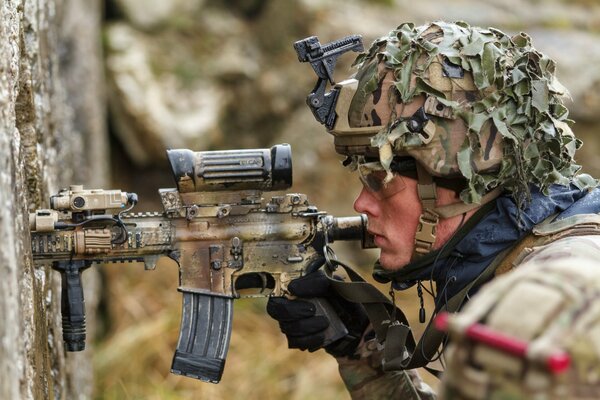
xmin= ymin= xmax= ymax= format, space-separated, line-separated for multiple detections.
xmin=354 ymin=187 xmax=380 ymax=217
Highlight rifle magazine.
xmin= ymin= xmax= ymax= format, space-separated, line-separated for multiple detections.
xmin=171 ymin=292 xmax=233 ymax=383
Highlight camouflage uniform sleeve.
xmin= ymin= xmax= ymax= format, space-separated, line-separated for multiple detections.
xmin=336 ymin=331 xmax=437 ymax=400
xmin=440 ymin=235 xmax=600 ymax=399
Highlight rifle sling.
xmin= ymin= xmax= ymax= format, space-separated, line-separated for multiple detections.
xmin=322 ymin=236 xmax=528 ymax=373
xmin=324 ymin=260 xmax=417 ymax=354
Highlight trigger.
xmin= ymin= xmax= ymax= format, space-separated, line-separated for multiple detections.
xmin=259 ymin=273 xmax=268 ymax=294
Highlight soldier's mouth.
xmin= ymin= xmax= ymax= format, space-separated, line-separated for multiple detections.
xmin=371 ymin=233 xmax=385 ymax=246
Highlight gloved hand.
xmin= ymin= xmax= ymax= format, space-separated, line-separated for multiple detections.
xmin=267 ymin=271 xmax=369 ymax=357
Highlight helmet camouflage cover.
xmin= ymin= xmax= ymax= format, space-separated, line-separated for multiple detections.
xmin=339 ymin=21 xmax=596 ymax=204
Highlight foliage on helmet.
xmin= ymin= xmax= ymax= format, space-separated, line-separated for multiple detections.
xmin=351 ymin=21 xmax=596 ymax=204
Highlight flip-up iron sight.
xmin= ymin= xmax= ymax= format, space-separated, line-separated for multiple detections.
xmin=294 ymin=35 xmax=363 ymax=129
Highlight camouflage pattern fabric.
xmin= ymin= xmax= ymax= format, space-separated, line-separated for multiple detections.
xmin=345 ymin=22 xmax=596 ymax=204
xmin=440 ymin=233 xmax=600 ymax=399
xmin=337 ymin=336 xmax=437 ymax=400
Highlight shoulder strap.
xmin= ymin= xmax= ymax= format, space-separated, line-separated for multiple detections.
xmin=322 ymin=260 xmax=419 ymax=366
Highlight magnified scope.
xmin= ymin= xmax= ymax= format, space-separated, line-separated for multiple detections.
xmin=167 ymin=144 xmax=293 ymax=193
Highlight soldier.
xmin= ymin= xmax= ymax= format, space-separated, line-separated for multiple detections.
xmin=267 ymin=21 xmax=600 ymax=398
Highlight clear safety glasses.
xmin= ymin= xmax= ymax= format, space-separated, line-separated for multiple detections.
xmin=357 ymin=163 xmax=406 ymax=200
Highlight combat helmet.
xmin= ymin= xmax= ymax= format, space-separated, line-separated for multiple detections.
xmin=298 ymin=21 xmax=594 ymax=258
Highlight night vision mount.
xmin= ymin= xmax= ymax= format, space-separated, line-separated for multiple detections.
xmin=294 ymin=35 xmax=363 ymax=130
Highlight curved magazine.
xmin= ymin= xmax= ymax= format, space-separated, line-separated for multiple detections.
xmin=171 ymin=292 xmax=233 ymax=383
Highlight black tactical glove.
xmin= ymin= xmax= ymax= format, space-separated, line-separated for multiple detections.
xmin=267 ymin=271 xmax=369 ymax=358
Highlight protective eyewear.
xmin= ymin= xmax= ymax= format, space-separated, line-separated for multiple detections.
xmin=357 ymin=163 xmax=406 ymax=199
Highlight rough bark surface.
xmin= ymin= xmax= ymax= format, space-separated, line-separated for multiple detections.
xmin=0 ymin=0 xmax=106 ymax=399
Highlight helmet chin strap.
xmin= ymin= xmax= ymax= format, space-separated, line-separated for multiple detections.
xmin=412 ymin=163 xmax=502 ymax=260
xmin=413 ymin=163 xmax=439 ymax=259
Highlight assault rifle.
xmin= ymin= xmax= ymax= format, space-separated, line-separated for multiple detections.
xmin=29 ymin=144 xmax=373 ymax=383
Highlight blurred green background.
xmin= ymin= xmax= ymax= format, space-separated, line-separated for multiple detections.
xmin=94 ymin=0 xmax=600 ymax=398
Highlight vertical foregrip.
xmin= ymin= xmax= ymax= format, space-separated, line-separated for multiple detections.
xmin=56 ymin=260 xmax=90 ymax=351
xmin=171 ymin=292 xmax=233 ymax=383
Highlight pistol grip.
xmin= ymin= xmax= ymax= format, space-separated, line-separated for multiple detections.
xmin=171 ymin=292 xmax=233 ymax=383
xmin=54 ymin=260 xmax=91 ymax=352
xmin=307 ymin=298 xmax=349 ymax=347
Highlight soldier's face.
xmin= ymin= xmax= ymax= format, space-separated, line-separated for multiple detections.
xmin=353 ymin=174 xmax=422 ymax=270
xmin=354 ymin=173 xmax=467 ymax=271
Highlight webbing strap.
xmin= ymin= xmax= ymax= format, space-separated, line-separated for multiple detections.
xmin=434 ymin=188 xmax=503 ymax=219
xmin=414 ymin=163 xmax=439 ymax=258
xmin=323 ymin=260 xmax=418 ymax=359
xmin=382 ymin=322 xmax=411 ymax=370
xmin=492 ymin=212 xmax=598 ymax=277
xmin=415 ymin=163 xmax=436 ymax=211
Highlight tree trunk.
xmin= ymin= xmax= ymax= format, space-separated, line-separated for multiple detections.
xmin=0 ymin=0 xmax=106 ymax=398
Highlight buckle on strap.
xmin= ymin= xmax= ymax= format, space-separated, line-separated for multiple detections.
xmin=414 ymin=210 xmax=439 ymax=255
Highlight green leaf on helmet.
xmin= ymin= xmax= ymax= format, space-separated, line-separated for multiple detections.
xmin=415 ymin=38 xmax=437 ymax=54
xmin=551 ymin=103 xmax=569 ymax=120
xmin=480 ymin=91 xmax=502 ymax=111
xmin=371 ymin=127 xmax=390 ymax=148
xmin=482 ymin=42 xmax=501 ymax=87
xmin=516 ymin=96 xmax=532 ymax=115
xmin=363 ymin=67 xmax=380 ymax=95
xmin=415 ymin=77 xmax=446 ymax=99
xmin=470 ymin=57 xmax=487 ymax=89
xmin=511 ymin=67 xmax=528 ymax=84
xmin=436 ymin=97 xmax=461 ymax=109
xmin=457 ymin=111 xmax=488 ymax=134
xmin=524 ymin=142 xmax=540 ymax=160
xmin=385 ymin=41 xmax=405 ymax=64
xmin=492 ymin=117 xmax=518 ymax=141
xmin=461 ymin=35 xmax=486 ymax=56
xmin=549 ymin=75 xmax=569 ymax=97
xmin=563 ymin=135 xmax=578 ymax=156
xmin=457 ymin=144 xmax=473 ymax=180
xmin=389 ymin=121 xmax=409 ymax=140
xmin=573 ymin=173 xmax=599 ymax=190
xmin=531 ymin=80 xmax=549 ymax=112
xmin=538 ymin=120 xmax=556 ymax=138
xmin=392 ymin=54 xmax=418 ymax=101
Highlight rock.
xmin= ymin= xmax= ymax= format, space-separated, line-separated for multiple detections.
xmin=106 ymin=22 xmax=225 ymax=165
xmin=0 ymin=0 xmax=107 ymax=398
xmin=105 ymin=1 xmax=313 ymax=165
